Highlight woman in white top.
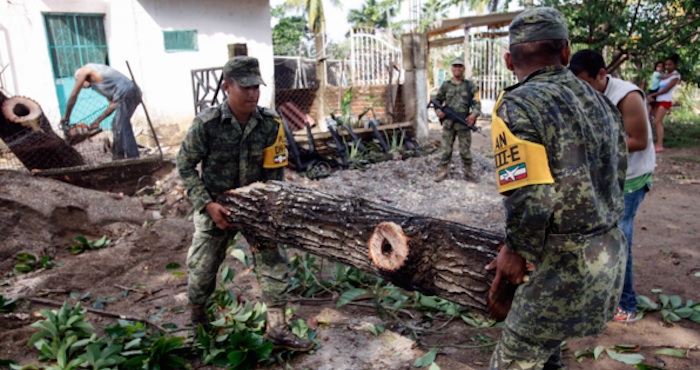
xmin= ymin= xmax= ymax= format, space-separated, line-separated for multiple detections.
xmin=647 ymin=54 xmax=681 ymax=152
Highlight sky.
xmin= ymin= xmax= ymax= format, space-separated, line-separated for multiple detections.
xmin=269 ymin=0 xmax=477 ymax=42
xmin=270 ymin=0 xmax=376 ymax=42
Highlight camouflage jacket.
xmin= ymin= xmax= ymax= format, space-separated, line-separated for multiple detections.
xmin=496 ymin=65 xmax=628 ymax=339
xmin=435 ymin=78 xmax=481 ymax=125
xmin=176 ymin=103 xmax=284 ymax=213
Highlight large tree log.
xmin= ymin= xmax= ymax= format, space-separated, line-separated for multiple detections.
xmin=218 ymin=181 xmax=503 ymax=314
xmin=1 ymin=96 xmax=84 ymax=169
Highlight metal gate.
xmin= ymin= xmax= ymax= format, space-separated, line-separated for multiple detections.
xmin=470 ymin=36 xmax=516 ymax=102
xmin=349 ymin=28 xmax=404 ymax=86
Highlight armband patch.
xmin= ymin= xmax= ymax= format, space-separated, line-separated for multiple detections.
xmin=492 ymin=92 xmax=554 ymax=194
xmin=263 ymin=120 xmax=288 ymax=168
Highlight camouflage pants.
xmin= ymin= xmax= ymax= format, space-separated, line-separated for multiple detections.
xmin=490 ymin=325 xmax=565 ymax=370
xmin=187 ymin=211 xmax=289 ymax=307
xmin=439 ymin=123 xmax=472 ymax=166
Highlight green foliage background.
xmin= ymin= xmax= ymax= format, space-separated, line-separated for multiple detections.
xmin=273 ymin=0 xmax=699 ymax=84
xmin=539 ymin=0 xmax=700 ymax=86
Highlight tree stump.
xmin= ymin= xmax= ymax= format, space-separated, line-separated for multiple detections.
xmin=1 ymin=96 xmax=84 ymax=169
xmin=217 ymin=181 xmax=503 ymax=314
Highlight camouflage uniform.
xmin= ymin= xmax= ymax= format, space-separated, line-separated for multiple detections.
xmin=489 ymin=7 xmax=628 ymax=369
xmin=435 ymin=76 xmax=481 ymax=167
xmin=177 ymin=101 xmax=289 ymax=308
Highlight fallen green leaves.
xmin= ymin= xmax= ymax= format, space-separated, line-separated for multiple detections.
xmin=13 ymin=253 xmax=59 ymax=275
xmin=0 ymin=295 xmax=17 ymax=313
xmin=575 ymin=343 xmax=690 ymax=368
xmin=637 ymin=291 xmax=700 ymax=324
xmin=165 ymin=262 xmax=185 ymax=278
xmin=67 ymin=236 xmax=110 ymax=255
xmin=654 ymin=348 xmax=688 ymax=358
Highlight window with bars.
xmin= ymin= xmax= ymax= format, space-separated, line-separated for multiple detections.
xmin=163 ymin=30 xmax=198 ymax=52
xmin=44 ymin=14 xmax=109 ymax=78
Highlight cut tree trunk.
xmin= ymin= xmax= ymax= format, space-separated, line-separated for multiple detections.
xmin=218 ymin=181 xmax=503 ymax=314
xmin=1 ymin=96 xmax=84 ymax=169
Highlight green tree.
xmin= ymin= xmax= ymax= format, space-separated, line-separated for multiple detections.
xmin=283 ymin=0 xmax=342 ymax=124
xmin=284 ymin=0 xmax=342 ymax=45
xmin=444 ymin=0 xmax=506 ymax=14
xmin=347 ymin=0 xmax=401 ymax=30
xmin=419 ymin=0 xmax=450 ymax=32
xmin=418 ymin=0 xmax=506 ymax=32
xmin=540 ymin=0 xmax=700 ymax=85
xmin=272 ymin=14 xmax=310 ymax=56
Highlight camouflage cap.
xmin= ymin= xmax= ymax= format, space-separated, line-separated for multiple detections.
xmin=509 ymin=7 xmax=568 ymax=45
xmin=223 ymin=56 xmax=266 ymax=87
xmin=452 ymin=57 xmax=465 ymax=66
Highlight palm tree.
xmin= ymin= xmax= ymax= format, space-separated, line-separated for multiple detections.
xmin=419 ymin=0 xmax=450 ymax=32
xmin=284 ymin=0 xmax=341 ymax=127
xmin=347 ymin=0 xmax=403 ymax=31
xmin=446 ymin=0 xmax=502 ymax=14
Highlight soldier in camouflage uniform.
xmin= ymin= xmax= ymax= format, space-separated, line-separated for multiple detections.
xmin=177 ymin=56 xmax=313 ymax=351
xmin=434 ymin=57 xmax=482 ymax=182
xmin=485 ymin=8 xmax=628 ymax=369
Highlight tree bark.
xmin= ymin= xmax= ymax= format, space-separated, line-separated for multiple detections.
xmin=218 ymin=181 xmax=503 ymax=314
xmin=1 ymin=96 xmax=84 ymax=169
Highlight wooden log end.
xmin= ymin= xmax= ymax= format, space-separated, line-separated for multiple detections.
xmin=1 ymin=96 xmax=43 ymax=132
xmin=367 ymin=221 xmax=409 ymax=272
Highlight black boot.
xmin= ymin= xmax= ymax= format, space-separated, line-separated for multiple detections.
xmin=463 ymin=164 xmax=477 ymax=181
xmin=434 ymin=164 xmax=449 ymax=182
xmin=264 ymin=307 xmax=315 ymax=352
xmin=191 ymin=304 xmax=210 ymax=330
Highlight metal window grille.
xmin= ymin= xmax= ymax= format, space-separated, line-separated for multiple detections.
xmin=44 ymin=14 xmax=109 ymax=78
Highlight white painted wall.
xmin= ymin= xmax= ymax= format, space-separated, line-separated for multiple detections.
xmin=0 ymin=0 xmax=274 ymax=144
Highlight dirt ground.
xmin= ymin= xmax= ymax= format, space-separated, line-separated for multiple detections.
xmin=1 ymin=121 xmax=699 ymax=370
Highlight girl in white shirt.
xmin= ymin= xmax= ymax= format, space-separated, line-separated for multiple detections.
xmin=647 ymin=54 xmax=681 ymax=152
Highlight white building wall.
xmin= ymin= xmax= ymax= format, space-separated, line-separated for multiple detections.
xmin=0 ymin=0 xmax=273 ymax=145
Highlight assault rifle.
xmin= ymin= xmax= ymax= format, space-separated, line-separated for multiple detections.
xmin=325 ymin=118 xmax=349 ymax=168
xmin=427 ymin=99 xmax=479 ymax=132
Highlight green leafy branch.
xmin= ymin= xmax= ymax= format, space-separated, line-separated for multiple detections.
xmin=191 ymin=258 xmax=316 ymax=368
xmin=289 ymin=254 xmax=495 ymax=330
xmin=26 ymin=302 xmax=96 ymax=364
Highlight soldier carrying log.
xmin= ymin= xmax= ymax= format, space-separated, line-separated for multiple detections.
xmin=485 ymin=7 xmax=628 ymax=369
xmin=176 ymin=56 xmax=313 ymax=352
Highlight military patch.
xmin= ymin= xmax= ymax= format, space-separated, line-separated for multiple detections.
xmin=492 ymin=92 xmax=553 ymax=193
xmin=499 ymin=163 xmax=528 ymax=185
xmin=263 ymin=121 xmax=288 ymax=168
xmin=474 ymin=91 xmax=480 ymax=103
